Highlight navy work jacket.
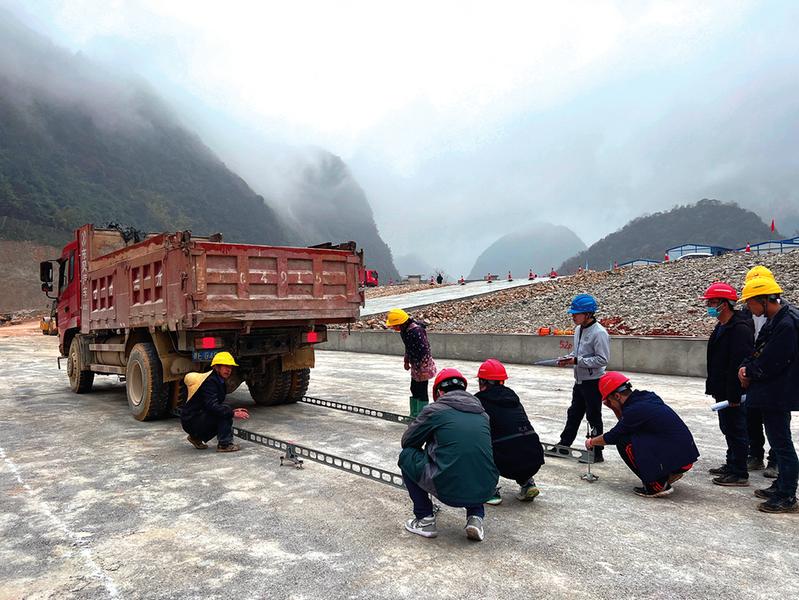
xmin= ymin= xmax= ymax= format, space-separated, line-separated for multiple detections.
xmin=180 ymin=371 xmax=233 ymax=422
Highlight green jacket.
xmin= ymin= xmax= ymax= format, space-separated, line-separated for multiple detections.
xmin=398 ymin=389 xmax=499 ymax=505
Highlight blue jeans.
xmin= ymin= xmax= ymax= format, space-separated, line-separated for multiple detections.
xmin=402 ymin=472 xmax=485 ymax=520
xmin=718 ymin=403 xmax=749 ymax=478
xmin=761 ymin=409 xmax=798 ymax=499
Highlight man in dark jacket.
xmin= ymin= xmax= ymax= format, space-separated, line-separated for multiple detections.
xmin=702 ymin=282 xmax=754 ymax=486
xmin=181 ymin=352 xmax=249 ymax=452
xmin=739 ymin=276 xmax=799 ymax=514
xmin=474 ymin=359 xmax=545 ymax=504
xmin=399 ymin=368 xmax=499 ymax=542
xmin=586 ymin=372 xmax=699 ymax=498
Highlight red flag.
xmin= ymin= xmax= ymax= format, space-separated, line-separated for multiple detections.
xmin=771 ymin=219 xmax=775 ymax=233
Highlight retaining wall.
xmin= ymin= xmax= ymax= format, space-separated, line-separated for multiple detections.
xmin=319 ymin=330 xmax=709 ymax=377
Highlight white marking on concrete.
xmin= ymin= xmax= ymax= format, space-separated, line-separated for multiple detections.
xmin=0 ymin=445 xmax=120 ymax=598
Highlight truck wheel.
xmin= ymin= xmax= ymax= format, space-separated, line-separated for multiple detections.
xmin=126 ymin=343 xmax=167 ymax=421
xmin=67 ymin=337 xmax=94 ymax=394
xmin=284 ymin=368 xmax=310 ymax=404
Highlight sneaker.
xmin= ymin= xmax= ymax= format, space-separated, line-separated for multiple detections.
xmin=405 ymin=515 xmax=437 ymax=538
xmin=634 ymin=485 xmax=674 ymax=498
xmin=708 ymin=464 xmax=730 ymax=476
xmin=754 ymin=483 xmax=779 ymax=500
xmin=757 ymin=496 xmax=798 ymax=514
xmin=667 ymin=472 xmax=685 ymax=485
xmin=747 ymin=457 xmax=765 ymax=471
xmin=517 ymin=479 xmax=540 ymax=501
xmin=465 ymin=516 xmax=484 ymax=541
xmin=763 ymin=463 xmax=779 ymax=479
xmin=187 ymin=435 xmax=208 ymax=450
xmin=485 ymin=488 xmax=502 ymax=506
xmin=713 ymin=474 xmax=749 ymax=487
xmin=216 ymin=443 xmax=241 ymax=453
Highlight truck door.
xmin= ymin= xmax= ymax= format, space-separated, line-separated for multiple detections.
xmin=57 ymin=241 xmax=81 ymax=335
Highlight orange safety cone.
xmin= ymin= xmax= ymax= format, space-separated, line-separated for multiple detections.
xmin=745 ymin=243 xmax=751 ymax=253
xmin=664 ymin=252 xmax=670 ymax=262
xmin=508 ymin=271 xmax=513 ymax=281
xmin=528 ymin=269 xmax=534 ymax=280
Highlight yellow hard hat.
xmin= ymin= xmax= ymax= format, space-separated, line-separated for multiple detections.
xmin=210 ymin=351 xmax=238 ymax=367
xmin=745 ymin=265 xmax=774 ymax=282
xmin=385 ymin=308 xmax=410 ymax=327
xmin=740 ymin=276 xmax=783 ymax=302
xmin=184 ymin=371 xmax=213 ymax=401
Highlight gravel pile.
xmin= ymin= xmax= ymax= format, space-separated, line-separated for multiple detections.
xmin=354 ymin=251 xmax=799 ymax=336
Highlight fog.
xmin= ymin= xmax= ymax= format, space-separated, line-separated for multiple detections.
xmin=3 ymin=0 xmax=799 ymax=275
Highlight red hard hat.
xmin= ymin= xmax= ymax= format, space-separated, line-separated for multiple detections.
xmin=433 ymin=368 xmax=467 ymax=396
xmin=599 ymin=371 xmax=631 ymax=401
xmin=701 ymin=282 xmax=738 ymax=302
xmin=477 ymin=358 xmax=508 ymax=381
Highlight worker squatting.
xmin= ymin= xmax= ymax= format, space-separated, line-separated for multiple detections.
xmin=177 ymin=265 xmax=799 ymax=542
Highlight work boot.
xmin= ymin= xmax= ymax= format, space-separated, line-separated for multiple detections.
xmin=485 ymin=487 xmax=502 ymax=506
xmin=754 ymin=482 xmax=779 ymax=500
xmin=757 ymin=496 xmax=798 ymax=514
xmin=708 ymin=464 xmax=730 ymax=476
xmin=186 ymin=435 xmax=208 ymax=450
xmin=465 ymin=516 xmax=484 ymax=541
xmin=593 ymin=447 xmax=604 ymax=463
xmin=763 ymin=462 xmax=779 ymax=479
xmin=216 ymin=443 xmax=241 ymax=453
xmin=633 ymin=485 xmax=674 ymax=498
xmin=404 ymin=515 xmax=437 ymax=538
xmin=517 ymin=479 xmax=540 ymax=502
xmin=747 ymin=457 xmax=765 ymax=471
xmin=712 ymin=474 xmax=749 ymax=487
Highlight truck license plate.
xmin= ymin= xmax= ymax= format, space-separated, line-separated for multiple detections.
xmin=192 ymin=350 xmax=219 ymax=362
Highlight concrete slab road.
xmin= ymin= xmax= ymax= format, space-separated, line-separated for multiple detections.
xmin=362 ymin=277 xmax=550 ymax=316
xmin=1 ymin=337 xmax=797 ymax=599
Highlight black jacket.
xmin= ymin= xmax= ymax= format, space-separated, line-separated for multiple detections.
xmin=474 ymin=384 xmax=544 ymax=480
xmin=180 ymin=372 xmax=233 ymax=422
xmin=705 ymin=310 xmax=754 ymax=402
xmin=741 ymin=303 xmax=799 ymax=411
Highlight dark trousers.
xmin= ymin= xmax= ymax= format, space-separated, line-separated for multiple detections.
xmin=761 ymin=409 xmax=798 ymax=499
xmin=747 ymin=406 xmax=776 ymax=464
xmin=560 ymin=380 xmax=604 ymax=456
xmin=402 ymin=473 xmax=485 ymax=520
xmin=718 ymin=404 xmax=749 ymax=477
xmin=616 ymin=440 xmax=693 ymax=493
xmin=181 ymin=413 xmax=233 ymax=445
xmin=410 ymin=379 xmax=429 ymax=402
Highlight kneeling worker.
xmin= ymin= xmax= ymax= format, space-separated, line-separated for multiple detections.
xmin=399 ymin=368 xmax=499 ymax=542
xmin=586 ymin=372 xmax=699 ymax=498
xmin=474 ymin=359 xmax=545 ymax=504
xmin=181 ymin=351 xmax=250 ymax=452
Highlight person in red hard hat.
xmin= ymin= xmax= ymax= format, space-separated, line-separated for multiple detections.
xmin=398 ymin=368 xmax=499 ymax=542
xmin=702 ymin=282 xmax=754 ymax=487
xmin=585 ymin=372 xmax=699 ymax=498
xmin=474 ymin=359 xmax=545 ymax=505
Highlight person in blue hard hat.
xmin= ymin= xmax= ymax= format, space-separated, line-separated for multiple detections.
xmin=556 ymin=294 xmax=610 ymax=461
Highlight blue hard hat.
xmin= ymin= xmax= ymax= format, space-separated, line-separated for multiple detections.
xmin=568 ymin=293 xmax=598 ymax=314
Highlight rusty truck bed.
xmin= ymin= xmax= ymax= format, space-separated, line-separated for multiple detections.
xmin=79 ymin=226 xmax=363 ymax=333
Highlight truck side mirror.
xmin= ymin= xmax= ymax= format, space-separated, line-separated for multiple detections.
xmin=40 ymin=261 xmax=53 ymax=283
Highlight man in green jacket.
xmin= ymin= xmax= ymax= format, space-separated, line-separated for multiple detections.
xmin=398 ymin=368 xmax=499 ymax=542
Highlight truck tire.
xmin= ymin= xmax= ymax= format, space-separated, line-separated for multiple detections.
xmin=67 ymin=337 xmax=94 ymax=394
xmin=285 ymin=368 xmax=310 ymax=404
xmin=126 ymin=342 xmax=167 ymax=421
xmin=247 ymin=364 xmax=310 ymax=406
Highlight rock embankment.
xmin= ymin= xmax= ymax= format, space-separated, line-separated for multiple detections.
xmin=354 ymin=251 xmax=799 ymax=336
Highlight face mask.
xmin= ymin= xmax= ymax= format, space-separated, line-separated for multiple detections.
xmin=707 ymin=306 xmax=721 ymax=318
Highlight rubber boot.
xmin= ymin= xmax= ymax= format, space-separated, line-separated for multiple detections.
xmin=409 ymin=397 xmax=428 ymax=418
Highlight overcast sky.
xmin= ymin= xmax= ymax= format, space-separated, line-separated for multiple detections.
xmin=4 ymin=0 xmax=799 ymax=275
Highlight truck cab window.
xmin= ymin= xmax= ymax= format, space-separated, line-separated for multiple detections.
xmin=58 ymin=260 xmax=67 ymax=294
xmin=68 ymin=250 xmax=75 ymax=283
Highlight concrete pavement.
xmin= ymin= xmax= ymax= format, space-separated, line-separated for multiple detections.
xmin=1 ymin=337 xmax=797 ymax=599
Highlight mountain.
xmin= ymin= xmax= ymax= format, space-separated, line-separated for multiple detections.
xmin=468 ymin=223 xmax=586 ymax=279
xmin=269 ymin=150 xmax=400 ymax=281
xmin=394 ymin=253 xmax=436 ymax=279
xmin=559 ymin=199 xmax=782 ymax=273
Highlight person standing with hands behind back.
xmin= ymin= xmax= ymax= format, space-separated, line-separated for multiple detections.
xmin=556 ymin=294 xmax=610 ymax=461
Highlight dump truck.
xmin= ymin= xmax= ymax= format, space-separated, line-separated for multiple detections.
xmin=39 ymin=224 xmax=364 ymax=421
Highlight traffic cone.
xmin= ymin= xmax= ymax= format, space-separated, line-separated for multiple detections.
xmin=528 ymin=269 xmax=534 ymax=280
xmin=664 ymin=252 xmax=670 ymax=262
xmin=745 ymin=243 xmax=751 ymax=253
xmin=508 ymin=271 xmax=513 ymax=281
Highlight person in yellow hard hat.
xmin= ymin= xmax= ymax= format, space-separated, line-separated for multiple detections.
xmin=180 ymin=351 xmax=250 ymax=452
xmin=738 ymin=276 xmax=799 ymax=514
xmin=386 ymin=308 xmax=437 ymax=417
xmin=742 ymin=266 xmax=778 ymax=476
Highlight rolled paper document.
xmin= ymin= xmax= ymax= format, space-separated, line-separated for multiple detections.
xmin=711 ymin=394 xmax=747 ymax=412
